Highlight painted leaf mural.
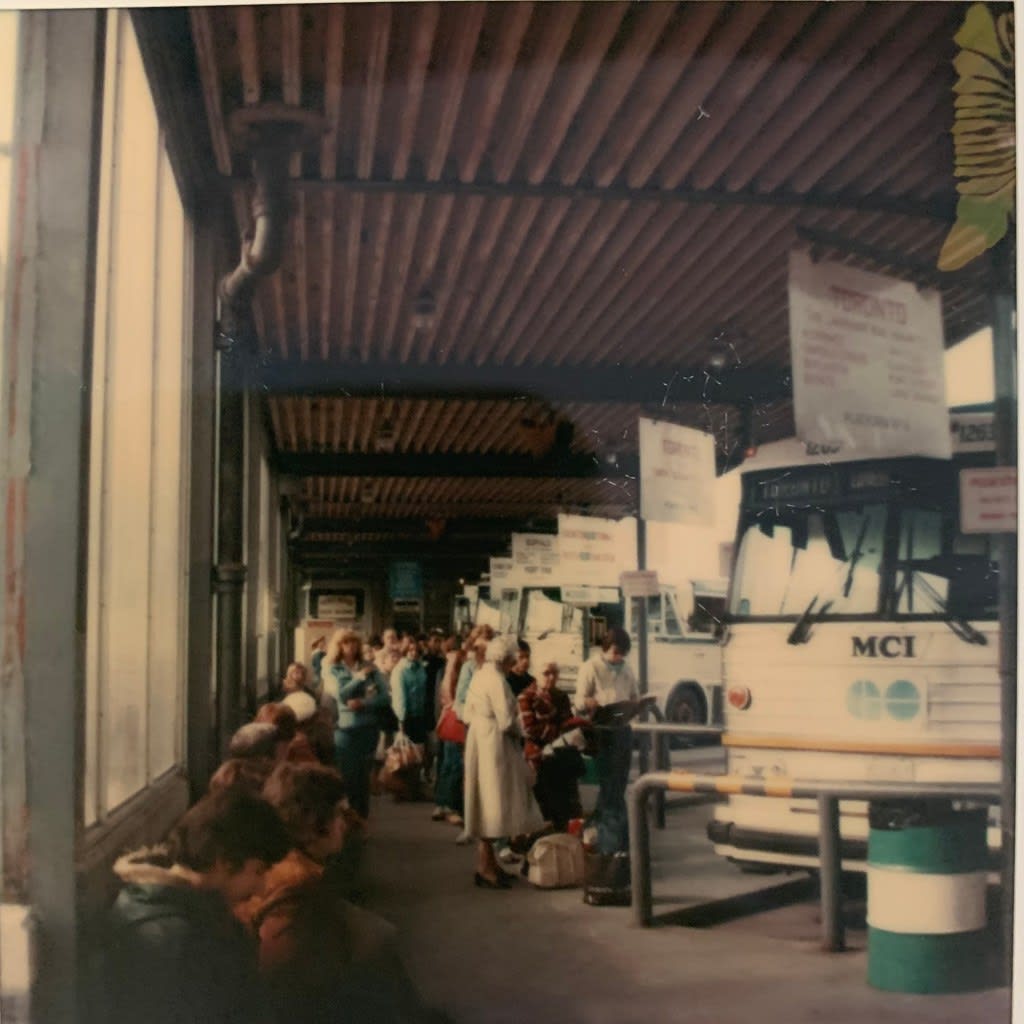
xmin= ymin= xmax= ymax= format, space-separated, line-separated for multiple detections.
xmin=938 ymin=3 xmax=1015 ymax=271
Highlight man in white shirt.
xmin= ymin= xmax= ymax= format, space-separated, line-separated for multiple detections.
xmin=575 ymin=627 xmax=637 ymax=858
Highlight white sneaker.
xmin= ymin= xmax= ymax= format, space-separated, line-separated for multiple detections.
xmin=455 ymin=831 xmax=473 ymax=845
xmin=497 ymin=847 xmax=520 ymax=865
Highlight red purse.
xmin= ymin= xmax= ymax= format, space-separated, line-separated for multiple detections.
xmin=436 ymin=706 xmax=468 ymax=745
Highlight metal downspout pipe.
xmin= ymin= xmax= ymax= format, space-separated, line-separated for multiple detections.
xmin=213 ymin=108 xmax=321 ymax=757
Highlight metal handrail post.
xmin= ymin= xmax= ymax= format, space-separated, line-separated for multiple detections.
xmin=818 ymin=795 xmax=844 ymax=951
xmin=628 ymin=772 xmax=671 ymax=926
xmin=627 ymin=770 xmax=1000 ymax=932
xmin=654 ymin=732 xmax=668 ymax=828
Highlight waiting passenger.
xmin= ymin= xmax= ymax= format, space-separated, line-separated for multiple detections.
xmin=391 ymin=634 xmax=429 ymax=745
xmin=280 ymin=661 xmax=313 ymax=699
xmin=209 ymin=756 xmax=276 ymax=798
xmin=432 ymin=636 xmax=467 ymax=827
xmin=255 ymin=701 xmax=318 ymax=763
xmin=450 ymin=625 xmax=494 ymax=844
xmin=323 ymin=627 xmax=390 ymax=819
xmin=505 ymin=639 xmax=535 ymax=697
xmin=575 ymin=626 xmax=639 ymax=855
xmin=518 ymin=661 xmax=583 ymax=831
xmin=239 ymin=761 xmax=428 ymax=1023
xmin=462 ymin=636 xmax=543 ymax=888
xmin=105 ymin=790 xmax=290 ymax=1024
xmin=281 ymin=690 xmax=335 ymax=766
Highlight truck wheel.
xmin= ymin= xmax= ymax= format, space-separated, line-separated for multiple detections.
xmin=665 ymin=684 xmax=707 ymax=748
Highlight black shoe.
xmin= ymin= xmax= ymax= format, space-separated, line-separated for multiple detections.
xmin=497 ymin=869 xmax=515 ymax=887
xmin=474 ymin=873 xmax=506 ymax=890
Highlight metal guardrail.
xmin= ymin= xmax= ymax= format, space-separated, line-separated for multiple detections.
xmin=632 ymin=721 xmax=725 ymax=828
xmin=627 ymin=770 xmax=1001 ymax=950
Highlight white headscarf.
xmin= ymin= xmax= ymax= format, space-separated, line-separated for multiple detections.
xmin=484 ymin=635 xmax=516 ymax=664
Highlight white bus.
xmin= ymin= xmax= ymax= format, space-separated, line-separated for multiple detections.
xmin=708 ymin=408 xmax=1000 ymax=871
xmin=499 ymin=580 xmax=725 ymax=724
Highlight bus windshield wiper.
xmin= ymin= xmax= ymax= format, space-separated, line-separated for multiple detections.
xmin=841 ymin=516 xmax=870 ymax=598
xmin=912 ymin=574 xmax=988 ymax=646
xmin=787 ymin=596 xmax=834 ymax=645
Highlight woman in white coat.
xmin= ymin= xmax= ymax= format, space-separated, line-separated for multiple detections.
xmin=462 ymin=635 xmax=543 ymax=888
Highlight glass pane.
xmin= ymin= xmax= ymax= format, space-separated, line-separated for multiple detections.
xmin=101 ymin=22 xmax=161 ymax=812
xmin=147 ymin=145 xmax=186 ymax=781
xmin=85 ymin=14 xmax=190 ymax=818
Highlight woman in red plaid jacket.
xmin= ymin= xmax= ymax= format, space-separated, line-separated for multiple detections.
xmin=517 ymin=662 xmax=583 ymax=831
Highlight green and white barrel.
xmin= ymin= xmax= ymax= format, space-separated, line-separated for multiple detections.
xmin=866 ymin=803 xmax=988 ymax=993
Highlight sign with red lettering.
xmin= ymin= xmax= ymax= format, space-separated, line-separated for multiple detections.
xmin=557 ymin=514 xmax=637 ymax=586
xmin=960 ymin=467 xmax=1017 ymax=533
xmin=638 ymin=417 xmax=715 ymax=524
xmin=789 ymin=251 xmax=951 ymax=459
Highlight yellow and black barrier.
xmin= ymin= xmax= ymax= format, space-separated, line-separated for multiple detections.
xmin=627 ymin=770 xmax=1000 ymax=957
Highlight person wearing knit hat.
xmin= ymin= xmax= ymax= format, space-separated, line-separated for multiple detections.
xmin=281 ymin=690 xmax=317 ymax=723
xmin=228 ymin=722 xmax=279 ymax=760
xmin=281 ymin=691 xmax=335 ymax=767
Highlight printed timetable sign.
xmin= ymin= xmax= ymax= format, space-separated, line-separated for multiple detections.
xmin=557 ymin=514 xmax=637 ymax=586
xmin=789 ymin=250 xmax=951 ymax=460
xmin=638 ymin=417 xmax=715 ymax=525
xmin=510 ymin=533 xmax=560 ymax=583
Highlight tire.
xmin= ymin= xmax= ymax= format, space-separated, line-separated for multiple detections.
xmin=664 ymin=684 xmax=708 ymax=748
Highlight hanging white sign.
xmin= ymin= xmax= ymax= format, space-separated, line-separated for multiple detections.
xmin=510 ymin=533 xmax=560 ymax=584
xmin=788 ymin=250 xmax=951 ymax=459
xmin=489 ymin=556 xmax=515 ymax=590
xmin=557 ymin=514 xmax=638 ymax=586
xmin=638 ymin=418 xmax=716 ymax=525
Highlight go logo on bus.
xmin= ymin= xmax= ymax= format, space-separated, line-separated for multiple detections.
xmin=846 ymin=679 xmax=921 ymax=721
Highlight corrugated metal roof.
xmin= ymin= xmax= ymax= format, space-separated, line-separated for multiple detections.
xmin=176 ymin=1 xmax=998 ymax=548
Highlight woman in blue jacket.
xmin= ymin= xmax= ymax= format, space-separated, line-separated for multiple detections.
xmin=323 ymin=628 xmax=390 ymax=819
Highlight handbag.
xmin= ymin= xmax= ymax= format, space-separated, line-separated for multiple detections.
xmin=436 ymin=706 xmax=468 ymax=745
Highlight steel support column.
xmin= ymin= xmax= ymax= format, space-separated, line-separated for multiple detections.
xmin=213 ymin=341 xmax=248 ymax=758
xmin=817 ymin=795 xmax=844 ymax=952
xmin=991 ymin=239 xmax=1017 ymax=980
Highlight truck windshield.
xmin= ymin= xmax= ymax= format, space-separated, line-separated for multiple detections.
xmin=730 ymin=504 xmax=886 ymax=618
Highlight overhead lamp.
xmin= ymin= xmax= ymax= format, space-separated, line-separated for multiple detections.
xmin=411 ymin=288 xmax=436 ymax=329
xmin=704 ymin=323 xmax=745 ymax=375
xmin=375 ymin=418 xmax=396 ymax=454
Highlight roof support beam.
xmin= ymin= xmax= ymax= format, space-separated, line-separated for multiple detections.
xmin=273 ymin=450 xmax=637 ymax=479
xmin=299 ymin=516 xmax=556 ymax=535
xmin=228 ymin=174 xmax=955 ymax=223
xmin=256 ymin=358 xmax=791 ymax=406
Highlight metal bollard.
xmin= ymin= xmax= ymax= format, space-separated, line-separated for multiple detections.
xmin=818 ymin=795 xmax=844 ymax=951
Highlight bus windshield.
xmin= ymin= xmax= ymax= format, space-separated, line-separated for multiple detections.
xmin=730 ymin=504 xmax=886 ymax=617
xmin=730 ymin=497 xmax=999 ymax=622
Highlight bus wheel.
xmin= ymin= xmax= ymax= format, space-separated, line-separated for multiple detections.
xmin=665 ymin=684 xmax=707 ymax=748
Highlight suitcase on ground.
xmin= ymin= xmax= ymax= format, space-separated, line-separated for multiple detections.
xmin=526 ymin=833 xmax=585 ymax=889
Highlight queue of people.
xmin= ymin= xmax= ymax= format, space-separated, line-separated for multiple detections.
xmin=100 ymin=619 xmax=640 ymax=1021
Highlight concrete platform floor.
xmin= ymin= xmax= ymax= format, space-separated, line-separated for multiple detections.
xmin=359 ymin=783 xmax=1011 ymax=1024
